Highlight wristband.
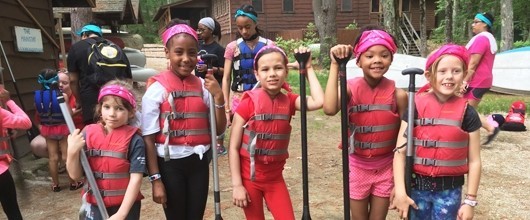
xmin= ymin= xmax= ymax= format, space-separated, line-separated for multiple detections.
xmin=462 ymin=198 xmax=478 ymax=207
xmin=215 ymin=103 xmax=225 ymax=109
xmin=148 ymin=173 xmax=162 ymax=182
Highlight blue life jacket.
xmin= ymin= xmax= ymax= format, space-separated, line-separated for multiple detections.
xmin=34 ymin=89 xmax=65 ymax=125
xmin=231 ymin=37 xmax=268 ymax=92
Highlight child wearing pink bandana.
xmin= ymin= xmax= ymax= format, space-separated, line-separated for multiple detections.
xmin=67 ymin=80 xmax=146 ymax=220
xmin=392 ymin=44 xmax=482 ymax=220
xmin=323 ymin=26 xmax=408 ymax=219
xmin=141 ymin=19 xmax=226 ymax=219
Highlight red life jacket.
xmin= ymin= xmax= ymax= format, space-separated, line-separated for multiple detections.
xmin=84 ymin=124 xmax=143 ymax=207
xmin=148 ymin=71 xmax=210 ymax=161
xmin=347 ymin=77 xmax=400 ymax=158
xmin=413 ymin=93 xmax=469 ymax=177
xmin=240 ymin=89 xmax=292 ymax=181
xmin=0 ymin=109 xmax=12 ymax=174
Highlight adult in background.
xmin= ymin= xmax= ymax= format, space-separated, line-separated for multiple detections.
xmin=67 ymin=23 xmax=132 ymax=125
xmin=222 ymin=4 xmax=275 ymax=126
xmin=196 ymin=17 xmax=228 ymax=155
xmin=463 ymin=12 xmax=499 ymax=145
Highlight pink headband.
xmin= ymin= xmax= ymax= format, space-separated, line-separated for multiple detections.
xmin=98 ymin=85 xmax=136 ymax=108
xmin=253 ymin=45 xmax=287 ymax=69
xmin=353 ymin=30 xmax=397 ymax=59
xmin=161 ymin=24 xmax=198 ymax=46
xmin=425 ymin=44 xmax=469 ymax=71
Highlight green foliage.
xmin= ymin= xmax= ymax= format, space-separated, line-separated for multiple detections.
xmin=275 ymin=22 xmax=321 ymax=63
xmin=513 ymin=41 xmax=530 ymax=49
xmin=477 ymin=93 xmax=530 ymax=114
xmin=285 ymin=69 xmax=328 ymax=94
xmin=126 ymin=0 xmax=165 ymax=43
xmin=345 ymin=20 xmax=358 ymax=30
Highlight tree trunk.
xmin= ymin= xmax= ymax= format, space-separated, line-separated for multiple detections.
xmin=382 ymin=0 xmax=397 ymax=38
xmin=500 ymin=0 xmax=513 ymax=51
xmin=419 ymin=0 xmax=427 ymax=56
xmin=445 ymin=0 xmax=453 ymax=43
xmin=70 ymin=8 xmax=93 ymax=43
xmin=312 ymin=0 xmax=337 ymax=65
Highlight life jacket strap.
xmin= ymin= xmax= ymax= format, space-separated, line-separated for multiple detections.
xmin=86 ymin=149 xmax=127 ymax=159
xmin=252 ymin=114 xmax=290 ymax=121
xmin=350 ymin=123 xmax=400 ymax=133
xmin=93 ymin=172 xmax=130 ymax=179
xmin=243 ymin=130 xmax=289 ymax=140
xmin=415 ymin=118 xmax=461 ymax=127
xmin=169 ymin=91 xmax=202 ymax=98
xmin=160 ymin=112 xmax=208 ymax=120
xmin=414 ymin=139 xmax=468 ymax=148
xmin=351 ymin=140 xmax=396 ymax=151
xmin=349 ymin=104 xmax=392 ymax=113
xmin=414 ymin=157 xmax=467 ymax=167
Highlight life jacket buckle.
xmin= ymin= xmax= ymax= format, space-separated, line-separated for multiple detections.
xmin=421 ymin=158 xmax=436 ymax=166
xmin=258 ymin=133 xmax=273 ymax=140
xmin=169 ymin=130 xmax=186 ymax=137
xmin=168 ymin=112 xmax=184 ymax=120
xmin=420 ymin=118 xmax=434 ymax=125
xmin=422 ymin=140 xmax=438 ymax=147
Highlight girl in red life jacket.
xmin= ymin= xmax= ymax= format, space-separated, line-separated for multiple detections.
xmin=228 ymin=45 xmax=324 ymax=220
xmin=67 ymin=80 xmax=145 ymax=220
xmin=0 ymin=85 xmax=32 ymax=220
xmin=323 ymin=26 xmax=408 ymax=220
xmin=392 ymin=44 xmax=482 ymax=220
xmin=141 ymin=19 xmax=226 ymax=220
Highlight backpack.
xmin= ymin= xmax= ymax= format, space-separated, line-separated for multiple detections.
xmin=85 ymin=38 xmax=129 ymax=88
xmin=500 ymin=100 xmax=527 ymax=131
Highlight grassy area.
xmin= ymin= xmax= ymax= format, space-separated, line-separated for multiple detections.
xmin=286 ymin=69 xmax=528 ymax=115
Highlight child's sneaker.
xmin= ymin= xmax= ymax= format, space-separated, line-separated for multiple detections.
xmin=216 ymin=144 xmax=227 ymax=156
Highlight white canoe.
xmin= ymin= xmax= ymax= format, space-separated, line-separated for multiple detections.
xmin=491 ymin=47 xmax=530 ymax=95
xmin=346 ymin=53 xmax=428 ymax=90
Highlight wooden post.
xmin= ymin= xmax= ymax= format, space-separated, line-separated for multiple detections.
xmin=55 ymin=13 xmax=67 ymax=69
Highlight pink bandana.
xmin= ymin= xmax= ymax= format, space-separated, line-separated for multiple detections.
xmin=98 ymin=85 xmax=136 ymax=108
xmin=161 ymin=24 xmax=198 ymax=46
xmin=425 ymin=44 xmax=469 ymax=71
xmin=353 ymin=30 xmax=397 ymax=59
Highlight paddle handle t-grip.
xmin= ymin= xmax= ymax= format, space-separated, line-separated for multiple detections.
xmin=294 ymin=52 xmax=311 ymax=74
xmin=401 ymin=67 xmax=424 ymax=93
xmin=200 ymin=54 xmax=218 ymax=72
xmin=334 ymin=53 xmax=352 ymax=74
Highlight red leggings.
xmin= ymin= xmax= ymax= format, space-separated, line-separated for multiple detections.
xmin=242 ymin=178 xmax=295 ymax=220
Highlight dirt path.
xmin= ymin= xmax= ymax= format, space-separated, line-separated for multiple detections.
xmin=8 ymin=55 xmax=530 ymax=219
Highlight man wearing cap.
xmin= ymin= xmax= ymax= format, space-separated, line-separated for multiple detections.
xmin=67 ymin=23 xmax=132 ymax=125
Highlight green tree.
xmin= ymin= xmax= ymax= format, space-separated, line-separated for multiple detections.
xmin=126 ymin=0 xmax=165 ymax=43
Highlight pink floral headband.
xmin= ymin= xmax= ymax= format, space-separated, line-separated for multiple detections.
xmin=353 ymin=30 xmax=397 ymax=59
xmin=161 ymin=24 xmax=198 ymax=46
xmin=98 ymin=85 xmax=136 ymax=108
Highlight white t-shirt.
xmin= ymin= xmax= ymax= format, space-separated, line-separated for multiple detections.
xmin=141 ymin=80 xmax=211 ymax=159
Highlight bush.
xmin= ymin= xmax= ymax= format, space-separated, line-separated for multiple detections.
xmin=513 ymin=40 xmax=530 ymax=49
xmin=275 ymin=22 xmax=321 ymax=64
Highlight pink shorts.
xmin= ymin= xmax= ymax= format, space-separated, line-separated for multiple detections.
xmin=40 ymin=124 xmax=69 ymax=140
xmin=231 ymin=92 xmax=243 ymax=112
xmin=349 ymin=162 xmax=393 ymax=200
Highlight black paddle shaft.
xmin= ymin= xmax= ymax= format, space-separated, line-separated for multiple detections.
xmin=294 ymin=51 xmax=312 ymax=220
xmin=401 ymin=67 xmax=423 ymax=217
xmin=335 ymin=54 xmax=352 ymax=220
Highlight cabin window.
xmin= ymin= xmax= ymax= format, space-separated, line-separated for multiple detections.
xmin=342 ymin=0 xmax=352 ymax=12
xmin=252 ymin=0 xmax=263 ymax=13
xmin=371 ymin=0 xmax=380 ymax=13
xmin=283 ymin=0 xmax=294 ymax=12
xmin=402 ymin=0 xmax=410 ymax=12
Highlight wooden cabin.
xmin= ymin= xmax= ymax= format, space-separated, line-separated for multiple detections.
xmin=153 ymin=0 xmax=437 ymax=48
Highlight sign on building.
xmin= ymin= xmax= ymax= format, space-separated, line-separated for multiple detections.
xmin=14 ymin=26 xmax=44 ymax=53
